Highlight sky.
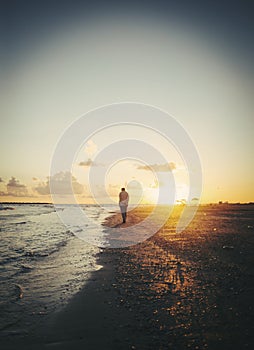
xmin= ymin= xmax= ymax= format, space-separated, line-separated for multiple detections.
xmin=1 ymin=0 xmax=254 ymax=204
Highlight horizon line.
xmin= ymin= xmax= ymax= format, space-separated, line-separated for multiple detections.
xmin=1 ymin=201 xmax=254 ymax=206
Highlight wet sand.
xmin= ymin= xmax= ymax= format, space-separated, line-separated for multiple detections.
xmin=2 ymin=205 xmax=254 ymax=349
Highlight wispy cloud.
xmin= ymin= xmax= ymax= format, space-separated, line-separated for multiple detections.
xmin=84 ymin=140 xmax=97 ymax=157
xmin=137 ymin=162 xmax=176 ymax=172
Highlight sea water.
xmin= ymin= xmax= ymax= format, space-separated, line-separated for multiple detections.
xmin=0 ymin=203 xmax=116 ymax=335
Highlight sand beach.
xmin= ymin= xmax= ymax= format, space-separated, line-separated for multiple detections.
xmin=2 ymin=204 xmax=254 ymax=349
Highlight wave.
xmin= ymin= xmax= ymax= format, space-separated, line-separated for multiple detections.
xmin=0 ymin=255 xmax=21 ymax=266
xmin=0 ymin=213 xmax=26 ymax=220
xmin=1 ymin=231 xmax=72 ymax=267
xmin=23 ymin=240 xmax=69 ymax=259
xmin=11 ymin=264 xmax=34 ymax=277
xmin=14 ymin=284 xmax=24 ymax=300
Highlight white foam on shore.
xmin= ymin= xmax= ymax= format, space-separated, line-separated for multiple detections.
xmin=0 ymin=204 xmax=109 ymax=333
xmin=57 ymin=205 xmax=112 ymax=247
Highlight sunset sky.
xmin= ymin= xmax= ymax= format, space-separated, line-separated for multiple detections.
xmin=1 ymin=0 xmax=253 ymax=204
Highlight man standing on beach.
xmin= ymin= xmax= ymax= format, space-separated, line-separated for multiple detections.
xmin=119 ymin=188 xmax=129 ymax=223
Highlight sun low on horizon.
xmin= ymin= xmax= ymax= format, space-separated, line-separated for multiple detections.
xmin=1 ymin=4 xmax=254 ymax=350
xmin=1 ymin=2 xmax=254 ymax=206
xmin=69 ymin=121 xmax=191 ymax=206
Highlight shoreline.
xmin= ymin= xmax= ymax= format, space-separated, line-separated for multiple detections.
xmin=2 ymin=205 xmax=254 ymax=349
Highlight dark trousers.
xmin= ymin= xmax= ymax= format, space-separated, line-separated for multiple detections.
xmin=120 ymin=206 xmax=127 ymax=223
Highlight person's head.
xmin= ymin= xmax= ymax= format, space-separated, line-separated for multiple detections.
xmin=121 ymin=188 xmax=125 ymax=191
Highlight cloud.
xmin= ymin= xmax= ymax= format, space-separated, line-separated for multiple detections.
xmin=137 ymin=162 xmax=176 ymax=172
xmin=34 ymin=171 xmax=83 ymax=195
xmin=79 ymin=158 xmax=103 ymax=167
xmin=79 ymin=159 xmax=94 ymax=167
xmin=0 ymin=177 xmax=29 ymax=197
xmin=0 ymin=177 xmax=4 ymax=182
xmin=84 ymin=140 xmax=97 ymax=157
xmin=32 ymin=177 xmax=39 ymax=181
xmin=7 ymin=177 xmax=28 ymax=196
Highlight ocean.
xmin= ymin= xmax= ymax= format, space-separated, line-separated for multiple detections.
xmin=0 ymin=203 xmax=115 ymax=336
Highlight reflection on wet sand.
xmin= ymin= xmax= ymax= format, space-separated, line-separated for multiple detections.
xmin=104 ymin=204 xmax=254 ymax=349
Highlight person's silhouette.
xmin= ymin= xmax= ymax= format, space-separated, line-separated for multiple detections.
xmin=119 ymin=188 xmax=129 ymax=223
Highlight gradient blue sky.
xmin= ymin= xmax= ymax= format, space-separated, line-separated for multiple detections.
xmin=1 ymin=0 xmax=253 ymax=203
